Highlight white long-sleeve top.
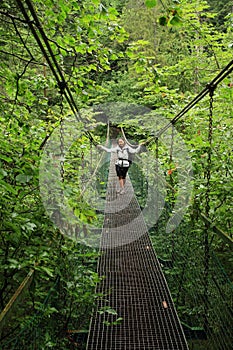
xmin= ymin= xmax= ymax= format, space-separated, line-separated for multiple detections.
xmin=99 ymin=144 xmax=141 ymax=167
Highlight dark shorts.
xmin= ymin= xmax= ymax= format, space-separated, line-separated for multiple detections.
xmin=115 ymin=164 xmax=129 ymax=179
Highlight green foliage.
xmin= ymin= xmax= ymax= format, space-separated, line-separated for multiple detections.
xmin=207 ymin=0 xmax=233 ymax=30
xmin=145 ymin=0 xmax=157 ymax=9
xmin=0 ymin=0 xmax=232 ymax=348
xmin=0 ymin=0 xmax=127 ymax=347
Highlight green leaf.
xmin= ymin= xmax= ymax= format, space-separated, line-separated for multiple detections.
xmin=159 ymin=16 xmax=168 ymax=26
xmin=170 ymin=15 xmax=183 ymax=26
xmin=145 ymin=0 xmax=157 ymax=8
xmin=103 ymin=317 xmax=123 ymax=326
xmin=15 ymin=174 xmax=33 ymax=183
xmin=0 ymin=168 xmax=7 ymax=177
xmin=106 ymin=308 xmax=118 ymax=315
xmin=98 ymin=306 xmax=118 ymax=315
xmin=23 ymin=222 xmax=37 ymax=231
xmin=110 ymin=53 xmax=118 ymax=60
xmin=40 ymin=266 xmax=54 ymax=277
xmin=7 ymin=258 xmax=20 ymax=269
xmin=112 ymin=317 xmax=123 ymax=325
xmin=0 ymin=179 xmax=17 ymax=194
xmin=0 ymin=155 xmax=13 ymax=162
xmin=74 ymin=208 xmax=80 ymax=217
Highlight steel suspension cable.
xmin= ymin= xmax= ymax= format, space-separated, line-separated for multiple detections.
xmin=15 ymin=0 xmax=77 ymax=117
xmin=155 ymin=59 xmax=233 ymax=139
xmin=16 ymin=0 xmax=233 ymax=147
xmin=16 ymin=0 xmax=97 ymax=145
xmin=203 ymin=88 xmax=214 ymax=333
xmin=23 ymin=0 xmax=81 ymax=117
xmin=15 ymin=0 xmax=61 ymax=86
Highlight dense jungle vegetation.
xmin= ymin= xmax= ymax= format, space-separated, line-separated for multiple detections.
xmin=0 ymin=0 xmax=232 ymax=349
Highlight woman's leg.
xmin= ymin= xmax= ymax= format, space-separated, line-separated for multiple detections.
xmin=119 ymin=177 xmax=124 ymax=189
xmin=115 ymin=166 xmax=129 ymax=194
xmin=119 ymin=168 xmax=129 ymax=194
xmin=116 ymin=165 xmax=123 ymax=191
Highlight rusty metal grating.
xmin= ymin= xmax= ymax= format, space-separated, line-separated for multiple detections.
xmin=86 ymin=155 xmax=189 ymax=349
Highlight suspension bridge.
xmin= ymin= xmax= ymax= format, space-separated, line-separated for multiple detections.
xmin=0 ymin=1 xmax=233 ymax=349
xmin=86 ymin=151 xmax=189 ymax=349
xmin=1 ymin=122 xmax=232 ymax=348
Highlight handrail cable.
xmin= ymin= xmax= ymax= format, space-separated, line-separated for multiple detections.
xmin=3 ymin=275 xmax=60 ymax=347
xmin=0 ymin=269 xmax=34 ymax=338
xmin=155 ymin=59 xmax=233 ymax=139
xmin=120 ymin=126 xmax=138 ymax=148
xmin=23 ymin=0 xmax=79 ymax=115
xmin=16 ymin=0 xmax=97 ymax=145
xmin=15 ymin=0 xmax=233 ymax=145
xmin=121 ymin=121 xmax=233 ymax=246
xmin=15 ymin=0 xmax=233 ymax=246
xmin=199 ymin=212 xmax=233 ymax=248
xmin=77 ymin=122 xmax=110 ymax=200
xmin=122 ymin=125 xmax=176 ymax=190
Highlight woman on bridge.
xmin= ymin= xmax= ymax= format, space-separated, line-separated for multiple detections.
xmin=97 ymin=138 xmax=144 ymax=195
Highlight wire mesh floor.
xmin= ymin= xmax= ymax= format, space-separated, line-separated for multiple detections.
xmin=86 ymin=155 xmax=189 ymax=349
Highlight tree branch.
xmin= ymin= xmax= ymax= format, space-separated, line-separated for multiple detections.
xmin=39 ymin=131 xmax=54 ymax=150
xmin=0 ymin=49 xmax=46 ymax=66
xmin=47 ymin=37 xmax=75 ymax=54
xmin=0 ymin=10 xmax=33 ymax=25
xmin=11 ymin=58 xmax=33 ymax=114
xmin=11 ymin=17 xmax=35 ymax=60
xmin=0 ymin=97 xmax=32 ymax=112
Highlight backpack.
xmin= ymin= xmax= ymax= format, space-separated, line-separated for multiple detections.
xmin=117 ymin=147 xmax=133 ymax=166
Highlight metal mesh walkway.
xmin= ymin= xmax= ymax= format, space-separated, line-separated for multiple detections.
xmin=86 ymin=155 xmax=189 ymax=350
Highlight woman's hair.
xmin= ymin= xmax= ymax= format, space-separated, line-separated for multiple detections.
xmin=118 ymin=138 xmax=125 ymax=144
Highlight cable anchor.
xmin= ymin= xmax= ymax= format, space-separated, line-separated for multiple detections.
xmin=58 ymin=80 xmax=67 ymax=94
